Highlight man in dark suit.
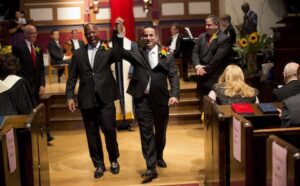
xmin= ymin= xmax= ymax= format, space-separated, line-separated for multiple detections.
xmin=220 ymin=14 xmax=236 ymax=46
xmin=12 ymin=24 xmax=55 ymax=142
xmin=192 ymin=15 xmax=231 ymax=96
xmin=166 ymin=23 xmax=183 ymax=59
xmin=70 ymin=29 xmax=85 ymax=51
xmin=65 ymin=23 xmax=120 ymax=179
xmin=220 ymin=14 xmax=239 ymax=64
xmin=116 ymin=19 xmax=180 ymax=183
xmin=13 ymin=24 xmax=45 ymax=103
xmin=240 ymin=2 xmax=258 ymax=36
xmin=47 ymin=29 xmax=71 ymax=78
xmin=272 ymin=62 xmax=300 ymax=101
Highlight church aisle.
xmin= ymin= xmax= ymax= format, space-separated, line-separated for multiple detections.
xmin=48 ymin=124 xmax=204 ymax=186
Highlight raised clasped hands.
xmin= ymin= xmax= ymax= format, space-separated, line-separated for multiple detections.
xmin=115 ymin=17 xmax=125 ymax=35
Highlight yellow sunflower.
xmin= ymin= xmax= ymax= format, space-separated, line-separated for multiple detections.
xmin=248 ymin=32 xmax=258 ymax=44
xmin=239 ymin=38 xmax=248 ymax=48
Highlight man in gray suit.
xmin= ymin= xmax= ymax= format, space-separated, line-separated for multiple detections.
xmin=192 ymin=15 xmax=231 ymax=96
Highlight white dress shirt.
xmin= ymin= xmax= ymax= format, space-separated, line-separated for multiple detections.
xmin=87 ymin=42 xmax=100 ymax=69
xmin=169 ymin=33 xmax=179 ymax=53
xmin=72 ymin=39 xmax=80 ymax=50
xmin=144 ymin=44 xmax=159 ymax=94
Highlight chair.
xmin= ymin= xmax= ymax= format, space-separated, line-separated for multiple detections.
xmin=47 ymin=53 xmax=68 ymax=84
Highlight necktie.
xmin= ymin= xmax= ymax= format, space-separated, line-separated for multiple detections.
xmin=30 ymin=44 xmax=36 ymax=65
xmin=90 ymin=48 xmax=97 ymax=68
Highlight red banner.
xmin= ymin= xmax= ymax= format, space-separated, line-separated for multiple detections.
xmin=110 ymin=0 xmax=135 ymax=41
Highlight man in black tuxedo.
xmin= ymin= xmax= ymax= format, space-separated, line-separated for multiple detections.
xmin=192 ymin=15 xmax=231 ymax=96
xmin=166 ymin=23 xmax=183 ymax=59
xmin=70 ymin=29 xmax=85 ymax=51
xmin=241 ymin=2 xmax=258 ymax=36
xmin=65 ymin=23 xmax=120 ymax=179
xmin=272 ymin=62 xmax=300 ymax=101
xmin=47 ymin=29 xmax=71 ymax=78
xmin=116 ymin=19 xmax=180 ymax=183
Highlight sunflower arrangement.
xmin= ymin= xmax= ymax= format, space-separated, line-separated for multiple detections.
xmin=233 ymin=32 xmax=273 ymax=74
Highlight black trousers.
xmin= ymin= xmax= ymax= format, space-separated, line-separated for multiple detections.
xmin=81 ymin=103 xmax=119 ymax=168
xmin=134 ymin=95 xmax=169 ymax=170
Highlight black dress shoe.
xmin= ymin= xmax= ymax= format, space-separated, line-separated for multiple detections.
xmin=141 ymin=169 xmax=158 ymax=183
xmin=110 ymin=161 xmax=120 ymax=174
xmin=94 ymin=166 xmax=106 ymax=178
xmin=47 ymin=135 xmax=55 ymax=142
xmin=157 ymin=159 xmax=167 ymax=168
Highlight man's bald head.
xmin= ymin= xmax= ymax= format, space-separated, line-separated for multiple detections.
xmin=283 ymin=62 xmax=299 ymax=84
xmin=23 ymin=24 xmax=38 ymax=43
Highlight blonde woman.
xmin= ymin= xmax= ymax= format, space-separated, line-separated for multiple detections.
xmin=208 ymin=64 xmax=259 ymax=104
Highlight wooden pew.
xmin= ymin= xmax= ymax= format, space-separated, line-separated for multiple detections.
xmin=266 ymin=135 xmax=300 ymax=186
xmin=0 ymin=104 xmax=50 ymax=186
xmin=0 ymin=116 xmax=23 ymax=186
xmin=229 ymin=113 xmax=300 ymax=186
xmin=203 ymin=96 xmax=229 ymax=186
xmin=203 ymin=95 xmax=282 ymax=186
xmin=17 ymin=103 xmax=50 ymax=186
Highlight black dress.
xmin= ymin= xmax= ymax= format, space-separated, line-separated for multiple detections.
xmin=0 ymin=76 xmax=35 ymax=115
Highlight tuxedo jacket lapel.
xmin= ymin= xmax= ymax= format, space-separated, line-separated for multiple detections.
xmin=139 ymin=48 xmax=152 ymax=69
xmin=82 ymin=46 xmax=92 ymax=70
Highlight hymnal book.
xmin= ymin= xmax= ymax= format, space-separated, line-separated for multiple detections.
xmin=231 ymin=103 xmax=255 ymax=115
xmin=258 ymin=103 xmax=278 ymax=114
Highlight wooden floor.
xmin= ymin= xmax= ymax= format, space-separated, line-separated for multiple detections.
xmin=45 ymin=75 xmax=204 ymax=185
xmin=48 ymin=124 xmax=205 ymax=186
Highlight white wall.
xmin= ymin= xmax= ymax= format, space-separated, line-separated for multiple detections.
xmin=219 ymin=0 xmax=286 ymax=35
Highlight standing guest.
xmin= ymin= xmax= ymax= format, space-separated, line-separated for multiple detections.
xmin=12 ymin=24 xmax=55 ymax=142
xmin=70 ymin=29 xmax=85 ymax=51
xmin=66 ymin=23 xmax=120 ymax=179
xmin=13 ymin=24 xmax=45 ymax=103
xmin=272 ymin=62 xmax=300 ymax=101
xmin=8 ymin=10 xmax=25 ymax=46
xmin=240 ymin=2 xmax=258 ymax=36
xmin=0 ymin=51 xmax=35 ymax=115
xmin=208 ymin=65 xmax=259 ymax=104
xmin=220 ymin=14 xmax=238 ymax=64
xmin=192 ymin=15 xmax=231 ymax=97
xmin=166 ymin=23 xmax=183 ymax=59
xmin=47 ymin=29 xmax=71 ymax=79
xmin=116 ymin=18 xmax=180 ymax=183
xmin=220 ymin=14 xmax=236 ymax=46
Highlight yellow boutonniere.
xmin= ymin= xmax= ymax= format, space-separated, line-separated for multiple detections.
xmin=0 ymin=45 xmax=12 ymax=55
xmin=35 ymin=47 xmax=40 ymax=53
xmin=160 ymin=46 xmax=168 ymax=58
xmin=209 ymin=34 xmax=218 ymax=43
xmin=101 ymin=42 xmax=109 ymax=51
